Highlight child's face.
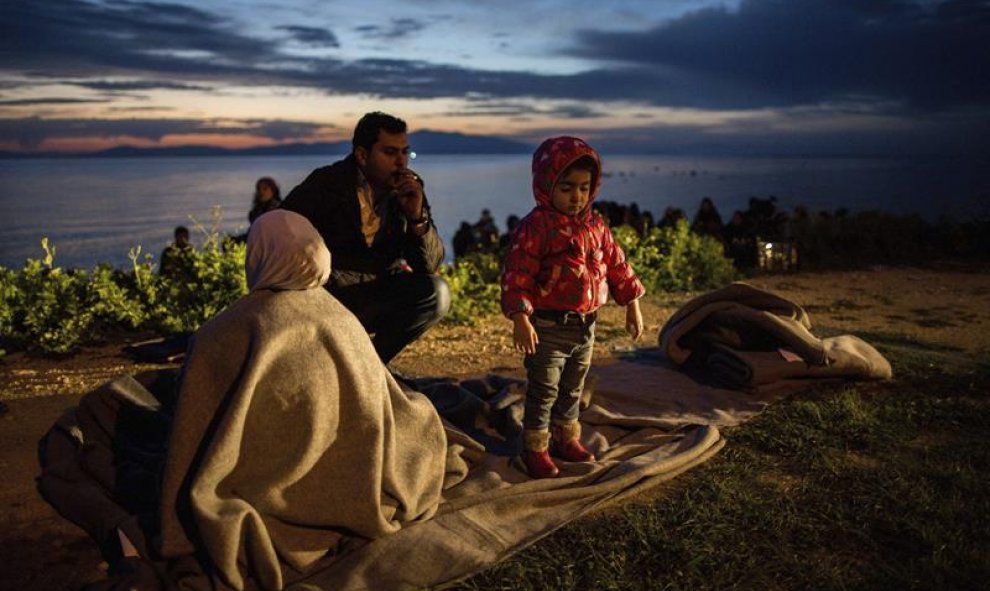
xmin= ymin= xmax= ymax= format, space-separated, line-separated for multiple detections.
xmin=551 ymin=168 xmax=593 ymax=216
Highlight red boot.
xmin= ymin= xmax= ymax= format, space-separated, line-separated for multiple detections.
xmin=522 ymin=429 xmax=559 ymax=479
xmin=552 ymin=421 xmax=596 ymax=463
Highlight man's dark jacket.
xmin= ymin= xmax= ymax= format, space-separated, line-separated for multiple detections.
xmin=281 ymin=155 xmax=445 ymax=290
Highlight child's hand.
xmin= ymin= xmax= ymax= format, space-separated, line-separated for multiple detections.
xmin=625 ymin=300 xmax=643 ymax=341
xmin=512 ymin=313 xmax=539 ymax=355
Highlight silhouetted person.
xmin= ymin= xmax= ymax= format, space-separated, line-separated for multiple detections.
xmin=160 ymin=226 xmax=192 ymax=277
xmin=452 ymin=222 xmax=477 ymax=259
xmin=249 ymin=177 xmax=282 ymax=225
xmin=498 ymin=214 xmax=521 ymax=253
xmin=474 ymin=209 xmax=499 ymax=253
xmin=691 ymin=197 xmax=724 ymax=242
xmin=723 ymin=210 xmax=756 ymax=268
xmin=658 ymin=206 xmax=686 ymax=229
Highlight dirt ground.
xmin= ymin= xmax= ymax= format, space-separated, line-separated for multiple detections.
xmin=1 ymin=265 xmax=988 ymax=590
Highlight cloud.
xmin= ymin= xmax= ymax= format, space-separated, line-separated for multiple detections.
xmin=0 ymin=0 xmax=278 ymax=77
xmin=240 ymin=118 xmax=339 ymax=140
xmin=571 ymin=0 xmax=990 ymax=111
xmin=354 ymin=17 xmax=427 ymax=39
xmin=9 ymin=0 xmax=985 ymax=114
xmin=0 ymin=97 xmax=110 ymax=106
xmin=3 ymin=0 xmax=988 ymax=156
xmin=278 ymin=25 xmax=340 ymax=47
xmin=0 ymin=116 xmax=329 ymax=148
xmin=442 ymin=99 xmax=607 ymax=119
xmin=72 ymin=80 xmax=213 ymax=92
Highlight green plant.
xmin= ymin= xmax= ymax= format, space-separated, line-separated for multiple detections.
xmin=441 ymin=252 xmax=502 ymax=324
xmin=614 ymin=220 xmax=737 ymax=293
xmin=134 ymin=209 xmax=247 ymax=334
xmin=3 ymin=238 xmax=94 ymax=354
xmin=87 ymin=263 xmax=148 ymax=331
xmin=0 ymin=208 xmax=248 ymax=355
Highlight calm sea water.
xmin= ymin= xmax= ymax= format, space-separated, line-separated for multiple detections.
xmin=0 ymin=153 xmax=987 ymax=269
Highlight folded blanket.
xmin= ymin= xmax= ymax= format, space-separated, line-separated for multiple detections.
xmin=659 ymin=282 xmax=892 ymax=389
xmin=707 ymin=335 xmax=892 ymax=389
xmin=660 ymin=282 xmax=815 ymax=365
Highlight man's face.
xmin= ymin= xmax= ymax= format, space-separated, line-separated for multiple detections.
xmin=356 ymin=130 xmax=411 ymax=193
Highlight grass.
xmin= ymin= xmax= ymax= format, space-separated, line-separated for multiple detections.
xmin=457 ymin=340 xmax=990 ymax=590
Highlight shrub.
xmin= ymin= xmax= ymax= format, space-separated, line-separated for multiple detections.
xmin=441 ymin=221 xmax=737 ymax=326
xmin=0 ymin=212 xmax=740 ymax=351
xmin=0 ymin=239 xmax=94 ymax=354
xmin=441 ymin=252 xmax=502 ymax=324
xmin=0 ymin=210 xmax=247 ymax=355
xmin=614 ymin=220 xmax=737 ymax=293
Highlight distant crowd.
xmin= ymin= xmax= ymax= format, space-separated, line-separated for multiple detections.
xmin=161 ymin=184 xmax=804 ymax=277
xmin=447 ymin=195 xmax=799 ymax=272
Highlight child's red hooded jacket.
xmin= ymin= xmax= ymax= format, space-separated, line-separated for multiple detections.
xmin=501 ymin=136 xmax=645 ymax=317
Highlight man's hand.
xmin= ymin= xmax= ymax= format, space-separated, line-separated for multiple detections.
xmin=512 ymin=313 xmax=538 ymax=355
xmin=625 ymin=299 xmax=643 ymax=341
xmin=394 ymin=169 xmax=425 ymax=222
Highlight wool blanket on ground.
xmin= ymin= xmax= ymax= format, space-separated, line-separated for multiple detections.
xmin=658 ymin=282 xmax=892 ymax=390
xmin=40 ymin=287 xmax=449 ymax=591
xmin=37 ymin=292 xmax=724 ymax=591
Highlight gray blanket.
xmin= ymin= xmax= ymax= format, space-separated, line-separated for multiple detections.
xmin=38 ymin=288 xmax=725 ymax=591
xmin=659 ymin=282 xmax=892 ymax=389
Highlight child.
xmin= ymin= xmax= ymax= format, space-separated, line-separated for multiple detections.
xmin=501 ymin=136 xmax=645 ymax=479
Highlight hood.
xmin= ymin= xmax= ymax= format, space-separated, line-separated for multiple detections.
xmin=246 ymin=210 xmax=332 ymax=291
xmin=531 ymin=136 xmax=602 ymax=211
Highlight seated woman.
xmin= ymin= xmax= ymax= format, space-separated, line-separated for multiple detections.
xmin=248 ymin=176 xmax=283 ymax=225
xmin=40 ymin=210 xmax=447 ymax=591
xmin=158 ymin=209 xmax=447 ymax=589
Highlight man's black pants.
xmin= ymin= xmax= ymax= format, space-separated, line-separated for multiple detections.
xmin=331 ymin=273 xmax=451 ymax=364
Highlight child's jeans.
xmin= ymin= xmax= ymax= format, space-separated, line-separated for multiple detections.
xmin=523 ymin=311 xmax=596 ymax=431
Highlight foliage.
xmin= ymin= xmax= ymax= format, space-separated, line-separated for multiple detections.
xmin=612 ymin=219 xmax=738 ymax=293
xmin=441 ymin=252 xmax=502 ymax=324
xmin=0 ymin=210 xmax=739 ymax=349
xmin=2 ymin=239 xmax=94 ymax=354
xmin=442 ymin=221 xmax=737 ymax=326
xmin=0 ymin=210 xmax=246 ymax=355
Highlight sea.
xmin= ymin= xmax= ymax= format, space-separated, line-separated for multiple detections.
xmin=0 ymin=153 xmax=987 ymax=270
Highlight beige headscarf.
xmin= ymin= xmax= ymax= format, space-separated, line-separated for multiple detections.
xmin=246 ymin=209 xmax=331 ymax=291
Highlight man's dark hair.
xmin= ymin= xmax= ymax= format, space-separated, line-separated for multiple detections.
xmin=174 ymin=226 xmax=190 ymax=239
xmin=352 ymin=111 xmax=407 ymax=152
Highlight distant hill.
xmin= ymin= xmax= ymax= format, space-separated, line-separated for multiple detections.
xmin=407 ymin=130 xmax=531 ymax=154
xmin=0 ymin=131 xmax=532 ymax=159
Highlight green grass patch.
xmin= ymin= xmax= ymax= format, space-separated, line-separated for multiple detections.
xmin=459 ymin=344 xmax=990 ymax=590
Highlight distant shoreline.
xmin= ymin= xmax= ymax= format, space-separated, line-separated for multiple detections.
xmin=0 ymin=130 xmax=533 ymax=159
xmin=1 ymin=149 xmax=975 ymax=160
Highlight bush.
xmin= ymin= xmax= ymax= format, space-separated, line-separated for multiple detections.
xmin=440 ymin=221 xmax=737 ymax=326
xmin=441 ymin=252 xmax=502 ymax=324
xmin=613 ymin=220 xmax=737 ymax=293
xmin=3 ymin=239 xmax=94 ymax=354
xmin=0 ymin=211 xmax=247 ymax=355
xmin=0 ymin=212 xmax=739 ymax=350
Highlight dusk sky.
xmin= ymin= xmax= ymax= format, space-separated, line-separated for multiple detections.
xmin=3 ymin=0 xmax=989 ymax=155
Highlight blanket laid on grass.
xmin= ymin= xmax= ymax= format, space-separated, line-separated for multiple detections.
xmin=37 ymin=292 xmax=725 ymax=591
xmin=658 ymin=282 xmax=892 ymax=390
